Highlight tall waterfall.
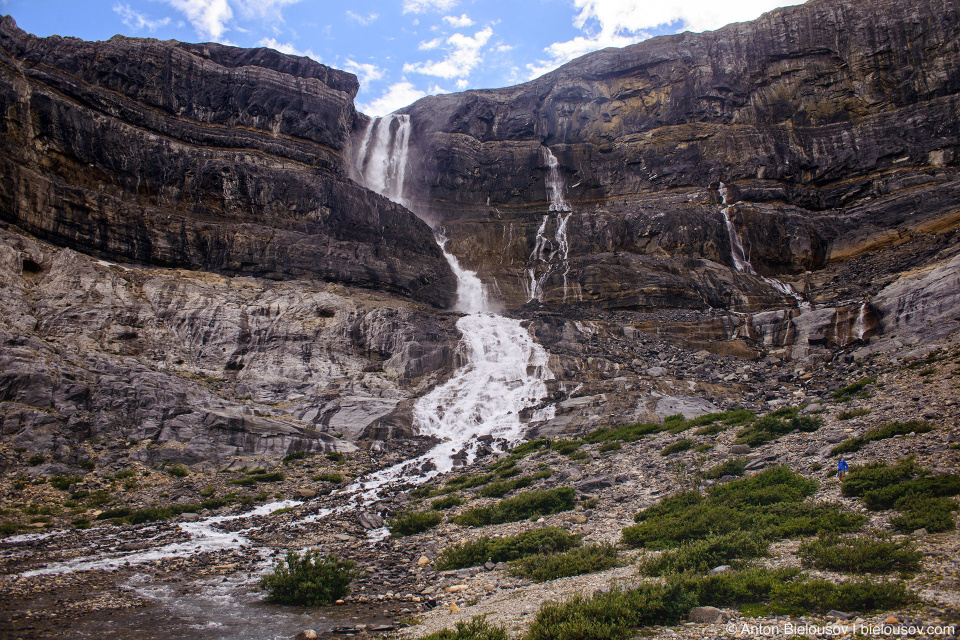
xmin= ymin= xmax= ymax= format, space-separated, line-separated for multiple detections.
xmin=351 ymin=115 xmax=555 ymax=496
xmin=355 ymin=114 xmax=411 ymax=205
xmin=527 ymin=147 xmax=578 ymax=303
xmin=720 ymin=182 xmax=807 ymax=307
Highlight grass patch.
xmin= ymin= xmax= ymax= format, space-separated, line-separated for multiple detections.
xmin=446 ymin=473 xmax=494 ymax=489
xmin=509 ymin=543 xmax=619 ymax=582
xmin=387 ymin=510 xmax=442 ymax=537
xmin=432 ymin=495 xmax=464 ymax=511
xmin=622 ymin=467 xmax=864 ymax=550
xmin=95 ymin=496 xmax=231 ymax=525
xmin=452 ymin=487 xmax=576 ymax=527
xmin=639 ymin=531 xmax=767 ymax=575
xmin=551 ymin=440 xmax=582 ymax=456
xmin=49 ymin=475 xmax=83 ymax=491
xmin=312 ymin=472 xmax=344 ymax=483
xmin=735 ymin=407 xmax=822 ymax=446
xmin=702 ymin=458 xmax=747 ymax=480
xmin=282 ymin=451 xmax=312 ymax=464
xmin=832 ymin=377 xmax=877 ymax=401
xmin=478 ymin=476 xmax=535 ymax=498
xmin=230 ymin=471 xmax=283 ymax=486
xmin=838 ymin=408 xmax=871 ymax=420
xmin=434 ymin=527 xmax=580 ymax=570
xmin=831 ymin=420 xmax=934 ymax=455
xmin=259 ymin=550 xmax=356 ymax=606
xmin=418 ymin=617 xmax=508 ymax=640
xmin=167 ymin=464 xmax=189 ymax=478
xmin=581 ymin=421 xmax=665 ymax=444
xmin=660 ymin=439 xmax=693 ymax=456
xmin=798 ymin=534 xmax=922 ymax=573
xmin=507 ymin=439 xmax=551 ymax=459
xmin=598 ymin=442 xmax=621 ymax=453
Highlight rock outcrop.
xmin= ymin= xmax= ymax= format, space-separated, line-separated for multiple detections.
xmin=0 ymin=16 xmax=456 ymax=308
xmin=388 ymin=0 xmax=960 ymax=312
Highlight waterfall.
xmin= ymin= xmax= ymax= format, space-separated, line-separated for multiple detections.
xmin=526 ymin=147 xmax=578 ymax=303
xmin=720 ymin=182 xmax=808 ymax=308
xmin=355 ymin=114 xmax=411 ymax=205
xmin=350 ymin=117 xmax=556 ymax=498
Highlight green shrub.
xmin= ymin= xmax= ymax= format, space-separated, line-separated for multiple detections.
xmin=831 ymin=377 xmax=877 ymax=401
xmin=452 ymin=487 xmax=577 ymax=527
xmin=167 ymin=464 xmax=189 ymax=478
xmin=432 ymin=495 xmax=464 ymax=511
xmin=231 ymin=471 xmax=283 ymax=486
xmin=702 ymin=458 xmax=747 ymax=480
xmin=313 ymin=473 xmax=344 ymax=483
xmin=622 ymin=467 xmax=862 ymax=550
xmin=27 ymin=453 xmax=45 ymax=466
xmin=524 ymin=579 xmax=695 ymax=640
xmin=282 ymin=451 xmax=311 ymax=464
xmin=419 ymin=617 xmax=508 ymax=640
xmin=798 ymin=534 xmax=922 ymax=573
xmin=770 ymin=577 xmax=913 ymax=614
xmin=842 ymin=459 xmax=921 ymax=498
xmin=735 ymin=408 xmax=822 ymax=446
xmin=434 ymin=527 xmax=580 ymax=570
xmin=259 ymin=550 xmax=356 ymax=605
xmin=387 ymin=510 xmax=442 ymax=537
xmin=479 ymin=476 xmax=534 ymax=498
xmin=325 ymin=452 xmax=344 ymax=462
xmin=508 ymin=439 xmax=551 ymax=458
xmin=49 ymin=475 xmax=83 ymax=491
xmin=582 ymin=421 xmax=665 ymax=444
xmin=551 ymin=440 xmax=582 ymax=456
xmin=660 ymin=439 xmax=694 ymax=456
xmin=838 ymin=408 xmax=871 ymax=420
xmin=832 ymin=420 xmax=934 ymax=455
xmin=890 ymin=497 xmax=957 ymax=533
xmin=510 ymin=543 xmax=619 ymax=581
xmin=598 ymin=442 xmax=621 ymax=453
xmin=680 ymin=566 xmax=801 ymax=607
xmin=446 ymin=473 xmax=494 ymax=489
xmin=639 ymin=531 xmax=767 ymax=576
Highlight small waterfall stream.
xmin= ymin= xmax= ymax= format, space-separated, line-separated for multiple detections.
xmin=526 ymin=147 xmax=578 ymax=303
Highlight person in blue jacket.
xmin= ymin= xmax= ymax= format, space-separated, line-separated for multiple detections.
xmin=837 ymin=455 xmax=848 ymax=481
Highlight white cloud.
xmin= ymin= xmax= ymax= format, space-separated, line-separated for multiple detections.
xmin=346 ymin=10 xmax=379 ymax=25
xmin=113 ymin=3 xmax=172 ymax=31
xmin=442 ymin=13 xmax=474 ymax=28
xmin=402 ymin=0 xmax=457 ymax=14
xmin=525 ymin=0 xmax=801 ymax=80
xmin=236 ymin=0 xmax=302 ymax=21
xmin=343 ymin=59 xmax=385 ymax=85
xmin=165 ymin=0 xmax=233 ymax=40
xmin=403 ymin=26 xmax=493 ymax=79
xmin=256 ymin=37 xmax=319 ymax=60
xmin=358 ymin=82 xmax=427 ymax=117
xmin=419 ymin=36 xmax=444 ymax=50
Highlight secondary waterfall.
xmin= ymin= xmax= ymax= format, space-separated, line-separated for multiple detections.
xmin=720 ymin=182 xmax=807 ymax=307
xmin=351 ymin=114 xmax=555 ymax=497
xmin=527 ymin=147 xmax=578 ymax=302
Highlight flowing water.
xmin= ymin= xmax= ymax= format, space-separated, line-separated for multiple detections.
xmin=526 ymin=147 xmax=578 ymax=302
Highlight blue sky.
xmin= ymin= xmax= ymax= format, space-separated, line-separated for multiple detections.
xmin=2 ymin=0 xmax=802 ymax=115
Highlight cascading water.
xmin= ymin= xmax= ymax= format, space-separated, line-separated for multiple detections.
xmin=351 ymin=117 xmax=555 ymax=501
xmin=355 ymin=114 xmax=412 ymax=205
xmin=720 ymin=182 xmax=808 ymax=308
xmin=526 ymin=147 xmax=578 ymax=303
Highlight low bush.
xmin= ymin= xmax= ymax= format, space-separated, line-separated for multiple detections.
xmin=479 ymin=476 xmax=534 ymax=498
xmin=598 ymin=441 xmax=621 ymax=453
xmin=841 ymin=459 xmax=921 ymax=498
xmin=446 ymin=473 xmax=494 ymax=489
xmin=660 ymin=439 xmax=694 ymax=456
xmin=507 ymin=438 xmax=551 ymax=459
xmin=831 ymin=377 xmax=877 ymax=401
xmin=167 ymin=464 xmax=189 ymax=478
xmin=735 ymin=407 xmax=822 ymax=446
xmin=49 ymin=475 xmax=83 ymax=491
xmin=452 ymin=487 xmax=576 ymax=527
xmin=679 ymin=566 xmax=801 ymax=607
xmin=890 ymin=497 xmax=957 ymax=534
xmin=770 ymin=577 xmax=913 ymax=614
xmin=432 ymin=495 xmax=464 ymax=511
xmin=434 ymin=527 xmax=580 ymax=570
xmin=259 ymin=550 xmax=356 ymax=605
xmin=831 ymin=420 xmax=933 ymax=455
xmin=639 ymin=531 xmax=767 ymax=576
xmin=387 ymin=510 xmax=442 ymax=537
xmin=313 ymin=473 xmax=344 ymax=483
xmin=702 ymin=458 xmax=747 ymax=480
xmin=509 ymin=543 xmax=619 ymax=582
xmin=798 ymin=534 xmax=922 ymax=573
xmin=524 ymin=579 xmax=695 ymax=640
xmin=551 ymin=440 xmax=582 ymax=456
xmin=282 ymin=451 xmax=311 ymax=464
xmin=581 ymin=421 xmax=665 ymax=444
xmin=419 ymin=617 xmax=508 ymax=640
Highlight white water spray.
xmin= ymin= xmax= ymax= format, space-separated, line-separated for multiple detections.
xmin=355 ymin=114 xmax=412 ymax=205
xmin=526 ymin=147 xmax=578 ymax=302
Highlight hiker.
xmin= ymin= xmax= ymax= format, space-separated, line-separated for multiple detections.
xmin=837 ymin=455 xmax=848 ymax=481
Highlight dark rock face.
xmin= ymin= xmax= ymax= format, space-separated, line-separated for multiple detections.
xmin=0 ymin=16 xmax=456 ymax=308
xmin=393 ymin=0 xmax=960 ymax=310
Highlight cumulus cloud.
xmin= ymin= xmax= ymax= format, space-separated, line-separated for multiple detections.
xmin=402 ymin=0 xmax=457 ymax=14
xmin=358 ymin=82 xmax=427 ymax=117
xmin=346 ymin=10 xmax=379 ymax=25
xmin=113 ymin=3 xmax=172 ymax=31
xmin=165 ymin=0 xmax=233 ymax=40
xmin=442 ymin=13 xmax=474 ymax=28
xmin=526 ymin=0 xmax=801 ymax=79
xmin=403 ymin=26 xmax=493 ymax=79
xmin=256 ymin=37 xmax=318 ymax=59
xmin=343 ymin=59 xmax=385 ymax=85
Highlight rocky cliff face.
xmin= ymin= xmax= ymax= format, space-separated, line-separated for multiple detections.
xmin=393 ymin=0 xmax=960 ymax=313
xmin=0 ymin=16 xmax=456 ymax=308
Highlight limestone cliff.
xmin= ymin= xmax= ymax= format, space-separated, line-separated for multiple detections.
xmin=0 ymin=16 xmax=456 ymax=307
xmin=394 ymin=0 xmax=960 ymax=311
